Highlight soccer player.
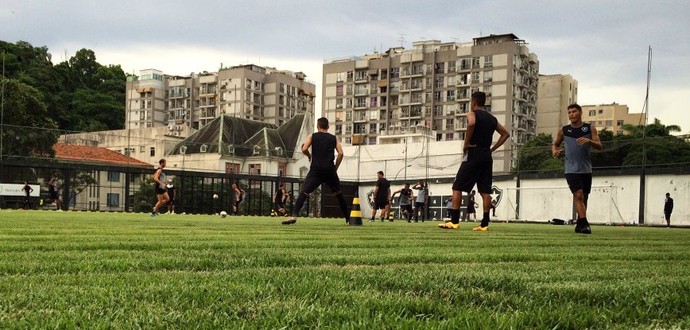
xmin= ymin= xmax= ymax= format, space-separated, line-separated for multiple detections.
xmin=440 ymin=91 xmax=509 ymax=231
xmin=48 ymin=172 xmax=61 ymax=210
xmin=391 ymin=183 xmax=414 ymax=222
xmin=166 ymin=178 xmax=176 ymax=214
xmin=552 ymin=103 xmax=603 ymax=234
xmin=282 ymin=117 xmax=350 ymax=225
xmin=232 ymin=183 xmax=245 ymax=215
xmin=465 ymin=190 xmax=477 ymax=222
xmin=412 ymin=180 xmax=428 ymax=222
xmin=22 ymin=181 xmax=33 ymax=209
xmin=371 ymin=171 xmax=391 ymax=222
xmin=274 ymin=183 xmax=288 ymax=216
xmin=151 ymin=159 xmax=169 ymax=216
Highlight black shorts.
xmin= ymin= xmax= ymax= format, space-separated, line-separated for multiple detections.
xmin=452 ymin=159 xmax=492 ymax=193
xmin=565 ymin=173 xmax=592 ymax=194
xmin=300 ymin=167 xmax=341 ymax=195
xmin=467 ymin=205 xmax=475 ymax=213
xmin=154 ymin=185 xmax=167 ymax=195
xmin=49 ymin=189 xmax=58 ymax=200
xmin=274 ymin=201 xmax=285 ymax=210
xmin=168 ymin=199 xmax=175 ymax=206
xmin=374 ymin=198 xmax=389 ymax=210
xmin=664 ymin=212 xmax=671 ymax=221
xmin=400 ymin=204 xmax=413 ymax=213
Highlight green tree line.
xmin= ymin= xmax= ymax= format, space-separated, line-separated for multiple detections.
xmin=1 ymin=40 xmax=126 ymax=157
xmin=516 ymin=119 xmax=690 ymax=173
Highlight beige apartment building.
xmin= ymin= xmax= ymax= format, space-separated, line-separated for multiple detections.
xmin=536 ymin=74 xmax=578 ymax=135
xmin=582 ymin=103 xmax=643 ymax=135
xmin=322 ymin=33 xmax=539 ymax=171
xmin=126 ymin=65 xmax=316 ymax=134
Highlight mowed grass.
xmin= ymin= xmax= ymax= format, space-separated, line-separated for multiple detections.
xmin=0 ymin=210 xmax=688 ymax=329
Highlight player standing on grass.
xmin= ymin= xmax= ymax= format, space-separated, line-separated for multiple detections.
xmin=391 ymin=183 xmax=414 ymax=222
xmin=439 ymin=91 xmax=509 ymax=231
xmin=151 ymin=159 xmax=169 ymax=217
xmin=232 ymin=183 xmax=244 ymax=215
xmin=282 ymin=117 xmax=349 ymax=225
xmin=552 ymin=103 xmax=603 ymax=234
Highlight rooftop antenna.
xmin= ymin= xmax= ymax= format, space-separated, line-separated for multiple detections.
xmin=398 ymin=33 xmax=406 ymax=47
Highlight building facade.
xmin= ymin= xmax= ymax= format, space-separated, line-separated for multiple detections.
xmin=322 ymin=33 xmax=539 ymax=172
xmin=126 ymin=65 xmax=316 ymax=133
xmin=582 ymin=103 xmax=643 ymax=134
xmin=536 ymin=74 xmax=578 ymax=135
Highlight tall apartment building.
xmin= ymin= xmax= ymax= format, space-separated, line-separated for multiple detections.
xmin=536 ymin=74 xmax=578 ymax=135
xmin=322 ymin=33 xmax=539 ymax=170
xmin=126 ymin=65 xmax=316 ymax=133
xmin=582 ymin=103 xmax=643 ymax=135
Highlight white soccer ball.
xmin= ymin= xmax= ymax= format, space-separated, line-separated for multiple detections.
xmin=220 ymin=211 xmax=228 ymax=218
xmin=213 ymin=193 xmax=219 ymax=199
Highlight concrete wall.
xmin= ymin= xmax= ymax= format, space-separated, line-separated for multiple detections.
xmin=354 ymin=173 xmax=689 ymax=226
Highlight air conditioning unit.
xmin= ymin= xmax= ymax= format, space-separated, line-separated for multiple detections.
xmin=351 ymin=134 xmax=364 ymax=145
xmin=173 ymin=131 xmax=180 ymax=136
xmin=168 ymin=125 xmax=174 ymax=131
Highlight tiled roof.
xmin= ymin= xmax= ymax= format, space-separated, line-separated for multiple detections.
xmin=53 ymin=143 xmax=151 ymax=168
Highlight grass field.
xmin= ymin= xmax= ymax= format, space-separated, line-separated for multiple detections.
xmin=0 ymin=210 xmax=688 ymax=329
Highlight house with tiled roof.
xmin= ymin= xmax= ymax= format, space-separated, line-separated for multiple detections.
xmin=50 ymin=143 xmax=152 ymax=212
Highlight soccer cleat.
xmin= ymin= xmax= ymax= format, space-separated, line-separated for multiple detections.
xmin=437 ymin=223 xmax=459 ymax=229
xmin=473 ymin=226 xmax=489 ymax=231
xmin=575 ymin=225 xmax=592 ymax=234
xmin=281 ymin=217 xmax=297 ymax=225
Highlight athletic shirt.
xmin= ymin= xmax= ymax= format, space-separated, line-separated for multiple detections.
xmin=399 ymin=188 xmax=412 ymax=205
xmin=416 ymin=185 xmax=428 ymax=203
xmin=156 ymin=168 xmax=167 ymax=188
xmin=563 ymin=123 xmax=592 ymax=174
xmin=310 ymin=132 xmax=336 ymax=169
xmin=467 ymin=109 xmax=498 ymax=161
xmin=275 ymin=187 xmax=284 ymax=202
xmin=376 ymin=178 xmax=390 ymax=200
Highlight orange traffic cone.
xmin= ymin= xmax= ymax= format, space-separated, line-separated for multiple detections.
xmin=350 ymin=197 xmax=363 ymax=226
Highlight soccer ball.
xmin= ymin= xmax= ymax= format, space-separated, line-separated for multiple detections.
xmin=213 ymin=193 xmax=219 ymax=199
xmin=220 ymin=211 xmax=228 ymax=218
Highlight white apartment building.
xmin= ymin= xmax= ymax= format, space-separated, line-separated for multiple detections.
xmin=126 ymin=65 xmax=316 ymax=133
xmin=322 ymin=33 xmax=539 ymax=172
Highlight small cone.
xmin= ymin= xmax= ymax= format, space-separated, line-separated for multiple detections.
xmin=349 ymin=197 xmax=363 ymax=226
xmin=388 ymin=212 xmax=394 ymax=222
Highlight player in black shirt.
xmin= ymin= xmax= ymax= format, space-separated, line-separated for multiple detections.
xmin=440 ymin=91 xmax=509 ymax=231
xmin=282 ymin=117 xmax=350 ymax=225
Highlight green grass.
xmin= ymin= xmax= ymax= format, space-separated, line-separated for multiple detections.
xmin=0 ymin=210 xmax=688 ymax=329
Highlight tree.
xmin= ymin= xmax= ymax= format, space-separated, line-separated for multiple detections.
xmin=0 ymin=78 xmax=59 ymax=157
xmin=514 ymin=133 xmax=555 ymax=173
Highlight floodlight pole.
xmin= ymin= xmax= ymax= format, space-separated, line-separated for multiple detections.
xmin=1 ymin=50 xmax=5 ymax=175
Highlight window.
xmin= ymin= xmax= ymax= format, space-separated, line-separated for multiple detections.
xmin=446 ymin=90 xmax=456 ymax=102
xmin=278 ymin=163 xmax=287 ymax=177
xmin=225 ymin=162 xmax=240 ymax=174
xmin=249 ymin=164 xmax=261 ymax=175
xmin=589 ymin=110 xmax=596 ymax=116
xmin=617 ymin=120 xmax=624 ymax=126
xmin=598 ymin=109 xmax=603 ymax=114
xmin=150 ymin=147 xmax=156 ymax=157
xmin=107 ymin=171 xmax=120 ymax=182
xmin=107 ymin=193 xmax=120 ymax=207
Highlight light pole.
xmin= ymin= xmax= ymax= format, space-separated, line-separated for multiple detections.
xmin=394 ymin=165 xmax=412 ymax=180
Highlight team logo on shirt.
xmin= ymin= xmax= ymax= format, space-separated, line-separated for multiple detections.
xmin=582 ymin=126 xmax=588 ymax=132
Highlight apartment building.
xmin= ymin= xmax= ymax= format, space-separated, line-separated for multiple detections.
xmin=536 ymin=74 xmax=578 ymax=135
xmin=582 ymin=103 xmax=643 ymax=134
xmin=126 ymin=65 xmax=316 ymax=133
xmin=322 ymin=33 xmax=539 ymax=171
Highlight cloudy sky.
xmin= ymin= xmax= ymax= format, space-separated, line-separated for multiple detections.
xmin=2 ymin=0 xmax=689 ymax=132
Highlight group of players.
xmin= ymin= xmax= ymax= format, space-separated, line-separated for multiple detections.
xmin=280 ymin=91 xmax=601 ymax=234
xmin=370 ymin=177 xmax=429 ymax=223
xmin=151 ymin=159 xmax=245 ymax=216
xmin=148 ymin=91 xmax=600 ymax=234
